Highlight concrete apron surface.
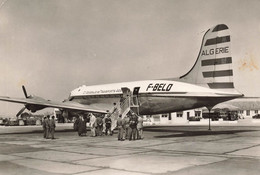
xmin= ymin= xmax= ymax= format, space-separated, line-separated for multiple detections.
xmin=0 ymin=125 xmax=260 ymax=175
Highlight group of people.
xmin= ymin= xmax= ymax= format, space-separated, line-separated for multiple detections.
xmin=42 ymin=110 xmax=143 ymax=141
xmin=117 ymin=111 xmax=143 ymax=141
xmin=73 ymin=110 xmax=144 ymax=141
xmin=74 ymin=113 xmax=113 ymax=137
xmin=89 ymin=113 xmax=113 ymax=137
xmin=74 ymin=115 xmax=88 ymax=136
xmin=42 ymin=115 xmax=56 ymax=139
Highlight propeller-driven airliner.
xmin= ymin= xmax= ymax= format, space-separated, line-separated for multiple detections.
xmin=0 ymin=24 xmax=243 ymax=122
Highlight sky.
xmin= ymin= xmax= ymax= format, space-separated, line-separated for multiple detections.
xmin=0 ymin=0 xmax=260 ymax=116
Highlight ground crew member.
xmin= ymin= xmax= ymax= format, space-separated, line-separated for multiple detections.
xmin=46 ymin=115 xmax=51 ymax=139
xmin=102 ymin=114 xmax=107 ymax=134
xmin=42 ymin=116 xmax=47 ymax=138
xmin=96 ymin=115 xmax=103 ymax=136
xmin=117 ymin=114 xmax=124 ymax=141
xmin=123 ymin=114 xmax=130 ymax=139
xmin=50 ymin=116 xmax=56 ymax=139
xmin=129 ymin=112 xmax=138 ymax=141
xmin=89 ymin=113 xmax=96 ymax=137
xmin=74 ymin=117 xmax=79 ymax=132
xmin=105 ymin=114 xmax=112 ymax=135
xmin=137 ymin=115 xmax=144 ymax=139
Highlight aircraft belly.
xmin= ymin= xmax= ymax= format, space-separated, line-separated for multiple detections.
xmin=138 ymin=96 xmax=202 ymax=115
xmin=138 ymin=96 xmax=237 ymax=115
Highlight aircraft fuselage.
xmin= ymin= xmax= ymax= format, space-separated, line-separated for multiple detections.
xmin=69 ymin=80 xmax=241 ymax=115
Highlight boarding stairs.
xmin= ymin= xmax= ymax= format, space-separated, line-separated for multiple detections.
xmin=109 ymin=87 xmax=140 ymax=118
xmin=120 ymin=87 xmax=140 ymax=118
xmin=109 ymin=87 xmax=140 ymax=130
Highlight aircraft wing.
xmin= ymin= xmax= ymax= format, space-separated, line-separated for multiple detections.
xmin=0 ymin=96 xmax=108 ymax=114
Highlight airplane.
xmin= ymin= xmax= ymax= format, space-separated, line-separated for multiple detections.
xmin=0 ymin=24 xmax=243 ymax=122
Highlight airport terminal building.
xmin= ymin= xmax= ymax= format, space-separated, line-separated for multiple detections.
xmin=145 ymin=97 xmax=260 ymax=125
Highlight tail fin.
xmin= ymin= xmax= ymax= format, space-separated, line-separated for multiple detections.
xmin=178 ymin=24 xmax=239 ymax=93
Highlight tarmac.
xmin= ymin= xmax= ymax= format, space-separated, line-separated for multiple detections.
xmin=0 ymin=121 xmax=260 ymax=175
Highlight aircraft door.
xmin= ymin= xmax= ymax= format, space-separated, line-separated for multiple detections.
xmin=133 ymin=87 xmax=140 ymax=106
xmin=133 ymin=87 xmax=140 ymax=96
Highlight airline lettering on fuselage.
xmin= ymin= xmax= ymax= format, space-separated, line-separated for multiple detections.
xmin=201 ymin=46 xmax=229 ymax=56
xmin=146 ymin=83 xmax=173 ymax=91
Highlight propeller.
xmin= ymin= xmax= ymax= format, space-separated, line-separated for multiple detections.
xmin=16 ymin=85 xmax=47 ymax=117
xmin=16 ymin=85 xmax=30 ymax=117
xmin=16 ymin=106 xmax=26 ymax=117
xmin=22 ymin=85 xmax=29 ymax=98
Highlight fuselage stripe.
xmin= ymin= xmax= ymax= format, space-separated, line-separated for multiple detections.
xmin=71 ymin=91 xmax=188 ymax=99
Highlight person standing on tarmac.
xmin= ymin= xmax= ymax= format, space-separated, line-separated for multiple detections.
xmin=129 ymin=112 xmax=138 ymax=141
xmin=74 ymin=117 xmax=79 ymax=132
xmin=102 ymin=114 xmax=107 ymax=135
xmin=50 ymin=116 xmax=56 ymax=139
xmin=46 ymin=115 xmax=51 ymax=139
xmin=137 ymin=115 xmax=144 ymax=139
xmin=42 ymin=116 xmax=47 ymax=138
xmin=96 ymin=115 xmax=103 ymax=136
xmin=78 ymin=115 xmax=87 ymax=136
xmin=123 ymin=113 xmax=130 ymax=139
xmin=117 ymin=114 xmax=124 ymax=141
xmin=89 ymin=113 xmax=96 ymax=137
xmin=105 ymin=114 xmax=112 ymax=135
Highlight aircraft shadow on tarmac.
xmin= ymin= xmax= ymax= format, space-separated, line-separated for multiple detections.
xmin=144 ymin=126 xmax=259 ymax=138
xmin=0 ymin=128 xmax=74 ymax=135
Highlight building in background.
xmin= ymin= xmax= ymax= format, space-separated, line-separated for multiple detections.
xmin=223 ymin=97 xmax=260 ymax=118
xmin=144 ymin=97 xmax=260 ymax=125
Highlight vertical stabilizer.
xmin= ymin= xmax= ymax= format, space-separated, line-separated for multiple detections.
xmin=178 ymin=24 xmax=239 ymax=93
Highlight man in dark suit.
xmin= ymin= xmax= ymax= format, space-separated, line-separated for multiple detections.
xmin=129 ymin=112 xmax=138 ymax=141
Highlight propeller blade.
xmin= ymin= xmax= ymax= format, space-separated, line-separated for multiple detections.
xmin=22 ymin=85 xmax=28 ymax=98
xmin=16 ymin=106 xmax=26 ymax=117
